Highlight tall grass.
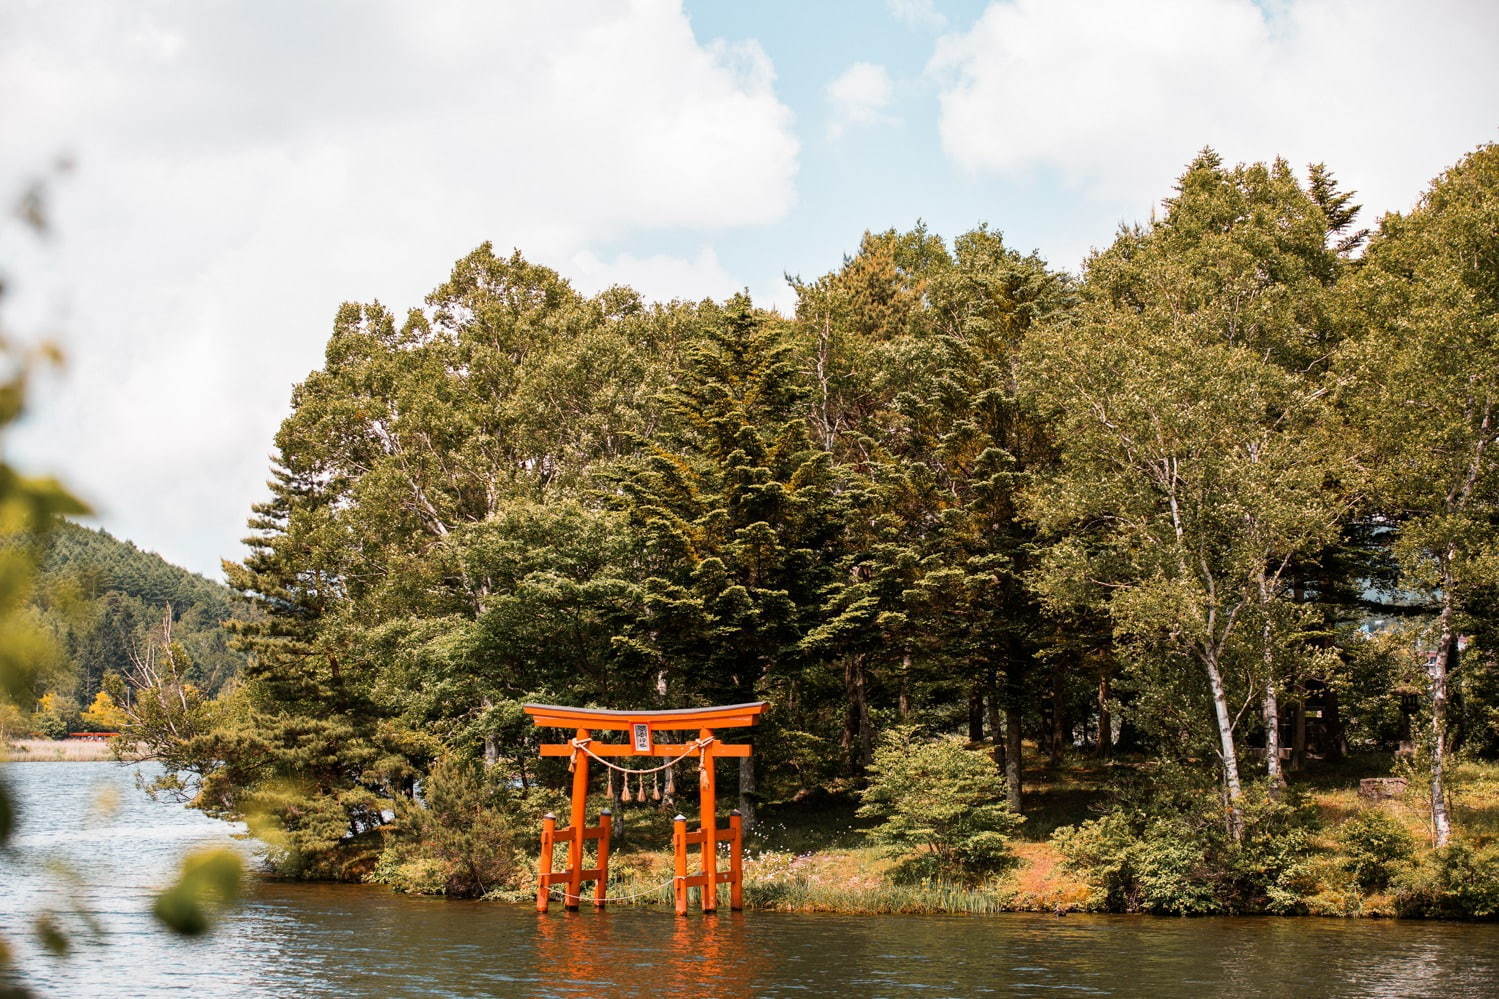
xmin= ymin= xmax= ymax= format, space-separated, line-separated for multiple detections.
xmin=1 ymin=738 xmax=119 ymax=762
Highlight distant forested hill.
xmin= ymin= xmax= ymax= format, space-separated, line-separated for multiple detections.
xmin=30 ymin=521 xmax=249 ymax=699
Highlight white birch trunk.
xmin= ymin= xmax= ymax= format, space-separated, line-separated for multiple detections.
xmin=1205 ymin=650 xmax=1245 ymax=840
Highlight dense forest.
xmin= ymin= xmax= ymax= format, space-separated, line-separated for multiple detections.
xmin=125 ymin=144 xmax=1499 ymax=916
xmin=1 ymin=521 xmax=248 ymax=737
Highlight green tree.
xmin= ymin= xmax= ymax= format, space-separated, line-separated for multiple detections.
xmin=1336 ymin=143 xmax=1499 ymax=845
xmin=793 ymin=226 xmax=1072 ymax=803
xmin=186 ymin=246 xmax=668 ymax=874
xmin=857 ymin=727 xmax=1021 ymax=884
xmin=1023 ymin=152 xmax=1353 ymax=836
xmin=614 ymin=294 xmax=849 ymax=818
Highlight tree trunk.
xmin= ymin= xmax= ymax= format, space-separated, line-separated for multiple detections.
xmin=1204 ymin=649 xmax=1245 ymax=840
xmin=481 ymin=697 xmax=498 ymax=767
xmin=1264 ymin=681 xmax=1283 ymax=793
xmin=856 ymin=663 xmax=874 ymax=769
xmin=1259 ymin=575 xmax=1284 ymax=792
xmin=841 ymin=656 xmax=874 ymax=772
xmin=985 ymin=668 xmax=1006 ymax=776
xmin=738 ymin=753 xmax=757 ymax=830
xmin=1290 ymin=693 xmax=1307 ymax=773
xmin=968 ymin=683 xmax=985 ymax=743
xmin=1003 ymin=702 xmax=1023 ymax=811
xmin=985 ymin=669 xmax=1003 ymax=746
xmin=898 ymin=652 xmax=912 ymax=720
xmin=1096 ymin=670 xmax=1112 ymax=759
xmin=1049 ymin=664 xmax=1066 ymax=766
xmin=1323 ymin=686 xmax=1346 ymax=761
xmin=1430 ymin=589 xmax=1456 ymax=847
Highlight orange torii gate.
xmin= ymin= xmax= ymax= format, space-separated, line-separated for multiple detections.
xmin=523 ymin=701 xmax=766 ymax=915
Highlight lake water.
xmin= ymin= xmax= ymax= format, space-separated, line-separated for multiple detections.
xmin=2 ymin=761 xmax=1497 ymax=998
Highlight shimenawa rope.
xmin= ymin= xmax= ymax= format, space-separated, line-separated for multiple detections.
xmin=568 ymin=736 xmax=715 ymax=775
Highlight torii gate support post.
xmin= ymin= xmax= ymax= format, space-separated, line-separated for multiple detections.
xmin=594 ymin=809 xmax=611 ymax=908
xmin=729 ymin=809 xmax=744 ymax=911
xmin=697 ymin=727 xmax=718 ymax=913
xmin=536 ymin=812 xmax=556 ymax=913
xmin=565 ymin=727 xmax=590 ymax=911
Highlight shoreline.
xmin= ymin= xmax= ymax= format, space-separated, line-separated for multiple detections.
xmin=11 ymin=755 xmax=1493 ymax=921
xmin=281 ymin=872 xmax=1485 ymax=920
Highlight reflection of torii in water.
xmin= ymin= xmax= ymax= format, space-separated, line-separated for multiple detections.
xmin=523 ymin=701 xmax=767 ymax=915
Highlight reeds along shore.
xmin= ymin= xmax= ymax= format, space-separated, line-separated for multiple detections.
xmin=1 ymin=739 xmax=121 ymax=762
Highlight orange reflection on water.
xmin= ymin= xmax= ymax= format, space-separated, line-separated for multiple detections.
xmin=535 ymin=907 xmax=762 ymax=999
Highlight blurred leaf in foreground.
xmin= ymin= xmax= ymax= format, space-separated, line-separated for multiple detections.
xmin=152 ymin=848 xmax=245 ymax=936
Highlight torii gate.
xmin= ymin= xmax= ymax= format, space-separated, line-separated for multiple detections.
xmin=523 ymin=701 xmax=766 ymax=915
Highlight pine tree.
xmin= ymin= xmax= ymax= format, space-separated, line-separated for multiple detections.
xmin=614 ymin=294 xmax=849 ymax=815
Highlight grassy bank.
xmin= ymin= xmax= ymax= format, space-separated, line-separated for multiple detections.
xmin=1 ymin=738 xmax=121 ymax=762
xmin=539 ymin=753 xmax=1499 ymax=918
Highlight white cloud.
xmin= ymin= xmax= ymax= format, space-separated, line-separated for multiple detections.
xmin=827 ymin=62 xmax=897 ymax=137
xmin=0 ymin=0 xmax=799 ymax=577
xmin=570 ymin=246 xmax=792 ymax=314
xmin=932 ymin=0 xmax=1499 ymax=223
xmin=570 ymin=246 xmax=739 ymax=305
xmin=888 ymin=0 xmax=947 ymax=31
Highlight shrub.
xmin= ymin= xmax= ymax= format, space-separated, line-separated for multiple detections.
xmin=857 ymin=727 xmax=1021 ymax=885
xmin=0 ymin=700 xmax=27 ymax=742
xmin=33 ymin=692 xmax=77 ymax=739
xmin=1054 ymin=767 xmax=1321 ymax=915
xmin=370 ymin=755 xmax=541 ymax=898
xmin=1338 ymin=809 xmax=1415 ymax=893
xmin=1394 ymin=842 xmax=1499 ymax=919
xmin=1051 ymin=812 xmax=1140 ymax=912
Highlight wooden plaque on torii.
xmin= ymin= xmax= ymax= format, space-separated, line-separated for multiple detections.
xmin=523 ymin=701 xmax=767 ymax=915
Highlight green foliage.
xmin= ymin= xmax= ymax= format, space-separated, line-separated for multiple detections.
xmin=614 ymin=293 xmax=848 ymax=708
xmin=31 ymin=692 xmax=76 ymax=739
xmin=1055 ymin=769 xmax=1320 ymax=915
xmin=0 ymin=700 xmax=24 ymax=743
xmin=21 ymin=520 xmax=251 ymax=701
xmin=151 ymin=848 xmax=245 ymax=935
xmin=370 ymin=756 xmax=549 ymax=898
xmin=1393 ymin=841 xmax=1499 ymax=919
xmin=857 ymin=727 xmax=1020 ymax=884
xmin=1338 ymin=809 xmax=1416 ymax=892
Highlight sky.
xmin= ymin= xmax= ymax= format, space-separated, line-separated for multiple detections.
xmin=2 ymin=0 xmax=1496 ymax=580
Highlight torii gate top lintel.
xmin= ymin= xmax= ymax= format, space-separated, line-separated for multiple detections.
xmin=521 ymin=701 xmax=767 ymax=732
